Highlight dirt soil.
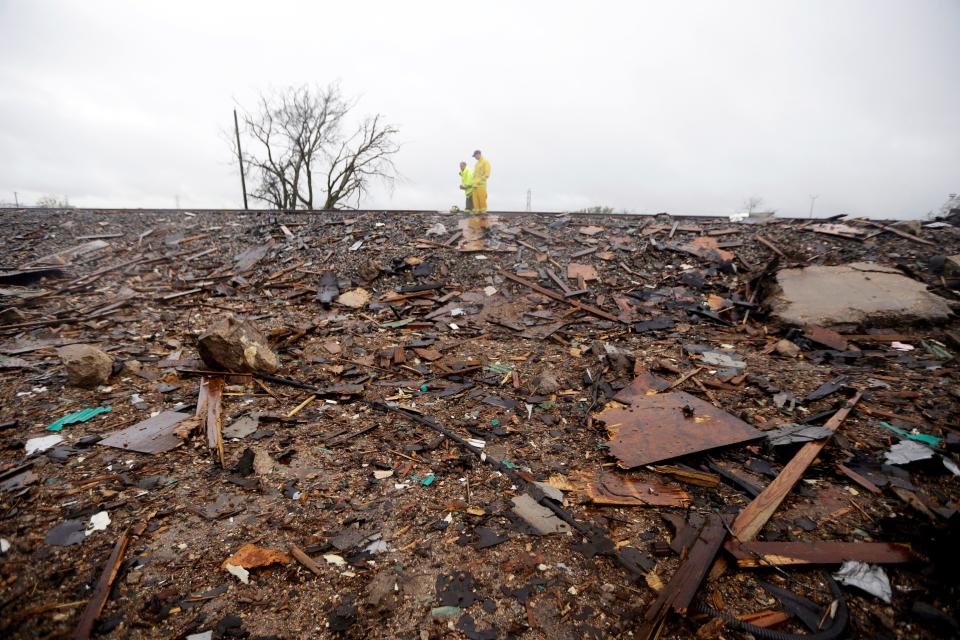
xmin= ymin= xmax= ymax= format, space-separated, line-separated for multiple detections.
xmin=0 ymin=208 xmax=958 ymax=639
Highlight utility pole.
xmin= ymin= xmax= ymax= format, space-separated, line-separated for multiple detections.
xmin=808 ymin=194 xmax=819 ymax=218
xmin=526 ymin=189 xmax=531 ymax=212
xmin=233 ymin=109 xmax=249 ymax=210
xmin=13 ymin=192 xmax=18 ymax=207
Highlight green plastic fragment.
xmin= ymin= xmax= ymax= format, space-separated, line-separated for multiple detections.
xmin=490 ymin=418 xmax=500 ymax=427
xmin=921 ymin=339 xmax=953 ymax=360
xmin=46 ymin=406 xmax=112 ymax=432
xmin=537 ymin=400 xmax=555 ymax=410
xmin=876 ymin=421 xmax=941 ymax=447
xmin=420 ymin=383 xmax=428 ymax=392
xmin=484 ymin=362 xmax=513 ymax=375
xmin=421 ymin=473 xmax=436 ymax=486
xmin=501 ymin=459 xmax=515 ymax=469
xmin=431 ymin=606 xmax=461 ymax=619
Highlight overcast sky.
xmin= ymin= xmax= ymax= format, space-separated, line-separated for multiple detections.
xmin=1 ymin=1 xmax=958 ymax=217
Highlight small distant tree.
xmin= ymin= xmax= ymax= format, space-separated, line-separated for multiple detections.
xmin=232 ymin=84 xmax=400 ymax=210
xmin=578 ymin=205 xmax=615 ymax=214
xmin=36 ymin=195 xmax=73 ymax=208
xmin=742 ymin=196 xmax=763 ymax=214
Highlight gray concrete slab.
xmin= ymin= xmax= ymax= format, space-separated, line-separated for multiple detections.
xmin=767 ymin=262 xmax=953 ymax=328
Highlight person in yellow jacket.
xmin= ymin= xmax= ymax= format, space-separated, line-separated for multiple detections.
xmin=471 ymin=150 xmax=490 ymax=213
xmin=458 ymin=161 xmax=474 ymax=212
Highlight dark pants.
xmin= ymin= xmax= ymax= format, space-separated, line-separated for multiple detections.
xmin=466 ymin=194 xmax=473 ymax=211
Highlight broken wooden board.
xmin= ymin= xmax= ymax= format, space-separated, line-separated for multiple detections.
xmin=71 ymin=527 xmax=133 ymax=639
xmin=668 ymin=236 xmax=734 ymax=263
xmin=98 ymin=411 xmax=191 ymax=454
xmin=730 ymin=392 xmax=862 ymax=541
xmin=571 ymin=469 xmax=690 ymax=507
xmin=197 ymin=377 xmax=225 ymax=464
xmin=233 ymin=244 xmax=270 ymax=273
xmin=566 ymin=263 xmax=598 ymax=281
xmin=725 ymin=540 xmax=915 ymax=567
xmin=639 ymin=513 xmax=727 ymax=639
xmin=25 ymin=239 xmax=109 ymax=268
xmin=495 ymin=268 xmax=622 ymax=324
xmin=0 ymin=267 xmax=66 ymax=286
xmin=600 ymin=382 xmax=763 ymax=468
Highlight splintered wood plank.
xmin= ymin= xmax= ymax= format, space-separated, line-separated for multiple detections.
xmin=495 ymin=268 xmax=621 ymax=323
xmin=197 ymin=377 xmax=225 ymax=464
xmin=70 ymin=528 xmax=132 ymax=639
xmin=730 ymin=392 xmax=861 ymax=541
xmin=639 ymin=514 xmax=727 ymax=639
xmin=725 ymin=540 xmax=914 ymax=567
xmin=572 ymin=469 xmax=690 ymax=507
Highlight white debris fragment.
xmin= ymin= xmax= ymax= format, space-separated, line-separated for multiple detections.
xmin=85 ymin=511 xmax=111 ymax=536
xmin=885 ymin=440 xmax=935 ymax=465
xmin=425 ymin=222 xmax=447 ymax=237
xmin=323 ymin=554 xmax=346 ymax=567
xmin=225 ymin=563 xmax=249 ymax=584
xmin=483 ymin=286 xmax=497 ymax=296
xmin=834 ymin=560 xmax=892 ymax=603
xmin=364 ymin=540 xmax=389 ymax=554
xmin=186 ymin=631 xmax=213 ymax=640
xmin=373 ymin=469 xmax=394 ymax=480
xmin=943 ymin=457 xmax=960 ymax=477
xmin=0 ymin=538 xmax=10 ymax=553
xmin=25 ymin=434 xmax=63 ymax=455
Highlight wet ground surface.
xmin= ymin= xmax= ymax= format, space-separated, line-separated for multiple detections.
xmin=0 ymin=208 xmax=958 ymax=639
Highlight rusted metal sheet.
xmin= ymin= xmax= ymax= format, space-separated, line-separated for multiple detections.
xmin=639 ymin=513 xmax=727 ymax=639
xmin=725 ymin=540 xmax=915 ymax=567
xmin=804 ymin=324 xmax=849 ymax=351
xmin=600 ymin=382 xmax=763 ymax=468
xmin=572 ymin=469 xmax=690 ymax=507
xmin=98 ymin=411 xmax=191 ymax=454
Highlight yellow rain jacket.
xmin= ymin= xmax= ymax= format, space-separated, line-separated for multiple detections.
xmin=472 ymin=156 xmax=491 ymax=187
xmin=460 ymin=167 xmax=474 ymax=196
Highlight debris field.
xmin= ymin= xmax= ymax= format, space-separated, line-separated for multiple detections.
xmin=0 ymin=208 xmax=958 ymax=639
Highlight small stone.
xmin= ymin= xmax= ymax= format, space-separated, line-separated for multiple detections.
xmin=57 ymin=344 xmax=113 ymax=388
xmin=197 ymin=315 xmax=278 ymax=374
xmin=775 ymin=339 xmax=800 ymax=358
xmin=530 ymin=371 xmax=560 ymax=395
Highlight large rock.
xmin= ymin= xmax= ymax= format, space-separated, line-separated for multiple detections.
xmin=197 ymin=316 xmax=279 ymax=374
xmin=767 ymin=262 xmax=953 ymax=328
xmin=58 ymin=344 xmax=113 ymax=388
xmin=944 ymin=254 xmax=960 ymax=279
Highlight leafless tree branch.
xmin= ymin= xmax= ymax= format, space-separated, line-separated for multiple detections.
xmin=231 ymin=85 xmax=398 ymax=211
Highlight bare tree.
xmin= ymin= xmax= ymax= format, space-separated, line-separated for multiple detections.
xmin=742 ymin=196 xmax=763 ymax=214
xmin=233 ymin=84 xmax=399 ymax=210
